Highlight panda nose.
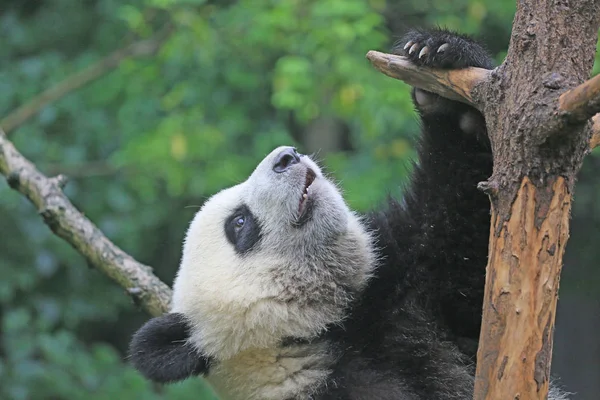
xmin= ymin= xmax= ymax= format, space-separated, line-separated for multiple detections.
xmin=273 ymin=147 xmax=301 ymax=173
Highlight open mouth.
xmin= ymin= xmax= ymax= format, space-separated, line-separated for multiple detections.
xmin=296 ymin=168 xmax=316 ymax=224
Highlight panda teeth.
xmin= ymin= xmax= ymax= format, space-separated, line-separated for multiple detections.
xmin=299 ymin=168 xmax=316 ymax=216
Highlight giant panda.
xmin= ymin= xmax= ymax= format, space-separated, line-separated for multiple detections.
xmin=128 ymin=29 xmax=570 ymax=400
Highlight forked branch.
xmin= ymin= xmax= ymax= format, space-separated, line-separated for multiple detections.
xmin=0 ymin=129 xmax=172 ymax=316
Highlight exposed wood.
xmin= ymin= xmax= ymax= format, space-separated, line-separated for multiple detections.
xmin=365 ymin=40 xmax=600 ymax=396
xmin=365 ymin=14 xmax=600 ymax=397
xmin=559 ymin=74 xmax=600 ymax=123
xmin=592 ymin=114 xmax=600 ymax=149
xmin=366 ymin=51 xmax=490 ymax=108
xmin=476 ymin=177 xmax=571 ymax=398
xmin=0 ymin=1 xmax=596 ymax=396
xmin=0 ymin=24 xmax=172 ymax=134
xmin=471 ymin=0 xmax=600 ymax=398
xmin=366 ymin=51 xmax=600 ymax=151
xmin=0 ymin=128 xmax=172 ymax=316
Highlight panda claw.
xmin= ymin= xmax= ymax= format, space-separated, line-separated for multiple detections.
xmin=404 ymin=41 xmax=414 ymax=51
xmin=409 ymin=43 xmax=420 ymax=55
xmin=437 ymin=43 xmax=449 ymax=54
xmin=419 ymin=46 xmax=429 ymax=59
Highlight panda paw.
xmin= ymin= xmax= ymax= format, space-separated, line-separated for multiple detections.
xmin=392 ymin=29 xmax=493 ymax=70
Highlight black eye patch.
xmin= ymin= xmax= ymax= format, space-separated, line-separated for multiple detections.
xmin=224 ymin=204 xmax=262 ymax=255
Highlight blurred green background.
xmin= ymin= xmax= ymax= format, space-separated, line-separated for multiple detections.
xmin=0 ymin=0 xmax=599 ymax=399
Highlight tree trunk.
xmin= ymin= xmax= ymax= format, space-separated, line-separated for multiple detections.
xmin=368 ymin=1 xmax=600 ymax=397
xmin=0 ymin=0 xmax=598 ymax=398
xmin=472 ymin=0 xmax=600 ymax=398
xmin=475 ymin=177 xmax=571 ymax=397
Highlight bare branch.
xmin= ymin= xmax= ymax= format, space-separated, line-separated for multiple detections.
xmin=559 ymin=74 xmax=600 ymax=123
xmin=366 ymin=51 xmax=600 ymax=151
xmin=366 ymin=50 xmax=491 ymax=109
xmin=0 ymin=128 xmax=172 ymax=316
xmin=1 ymin=24 xmax=173 ymax=134
xmin=592 ymin=114 xmax=600 ymax=149
xmin=558 ymin=75 xmax=600 ymax=150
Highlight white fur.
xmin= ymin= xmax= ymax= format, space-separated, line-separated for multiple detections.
xmin=171 ymin=146 xmax=376 ymax=399
xmin=549 ymin=380 xmax=573 ymax=400
xmin=168 ymin=146 xmax=571 ymax=400
xmin=208 ymin=342 xmax=334 ymax=400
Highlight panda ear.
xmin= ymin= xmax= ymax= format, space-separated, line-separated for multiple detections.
xmin=128 ymin=312 xmax=211 ymax=383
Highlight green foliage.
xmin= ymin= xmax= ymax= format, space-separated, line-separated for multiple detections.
xmin=0 ymin=0 xmax=544 ymax=398
xmin=2 ymin=309 xmax=216 ymax=399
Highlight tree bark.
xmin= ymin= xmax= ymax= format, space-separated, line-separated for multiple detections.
xmin=367 ymin=1 xmax=600 ymax=398
xmin=366 ymin=50 xmax=600 ymax=150
xmin=366 ymin=50 xmax=490 ymax=106
xmin=0 ymin=129 xmax=172 ymax=316
xmin=0 ymin=1 xmax=598 ymax=398
xmin=472 ymin=1 xmax=600 ymax=398
xmin=476 ymin=177 xmax=571 ymax=397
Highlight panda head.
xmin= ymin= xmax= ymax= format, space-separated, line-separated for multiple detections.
xmin=129 ymin=146 xmax=376 ymax=383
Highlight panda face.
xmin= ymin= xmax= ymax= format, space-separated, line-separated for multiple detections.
xmin=224 ymin=145 xmax=350 ymax=252
xmin=172 ymin=146 xmax=375 ymax=360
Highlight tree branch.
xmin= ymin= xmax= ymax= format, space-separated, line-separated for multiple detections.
xmin=592 ymin=114 xmax=600 ymax=149
xmin=559 ymin=73 xmax=600 ymax=122
xmin=1 ymin=24 xmax=173 ymax=134
xmin=0 ymin=128 xmax=172 ymax=316
xmin=558 ymin=75 xmax=600 ymax=150
xmin=366 ymin=51 xmax=600 ymax=150
xmin=366 ymin=50 xmax=490 ymax=109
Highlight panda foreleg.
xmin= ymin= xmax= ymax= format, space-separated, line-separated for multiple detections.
xmin=384 ymin=28 xmax=495 ymax=343
xmin=128 ymin=312 xmax=212 ymax=384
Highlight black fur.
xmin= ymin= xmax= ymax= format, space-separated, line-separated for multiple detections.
xmin=129 ymin=29 xmax=495 ymax=399
xmin=316 ymin=29 xmax=494 ymax=398
xmin=394 ymin=28 xmax=493 ymax=69
xmin=224 ymin=204 xmax=263 ymax=255
xmin=128 ymin=313 xmax=211 ymax=383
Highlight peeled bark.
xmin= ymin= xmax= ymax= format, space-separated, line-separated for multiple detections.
xmin=367 ymin=0 xmax=600 ymax=398
xmin=476 ymin=177 xmax=571 ymax=397
xmin=471 ymin=0 xmax=600 ymax=398
xmin=366 ymin=50 xmax=490 ymax=107
xmin=365 ymin=52 xmax=600 ymax=150
xmin=0 ymin=0 xmax=597 ymax=398
xmin=0 ymin=129 xmax=172 ymax=316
